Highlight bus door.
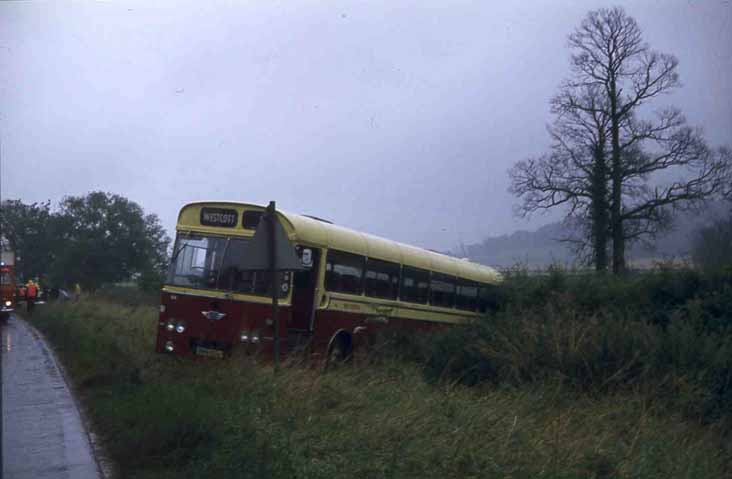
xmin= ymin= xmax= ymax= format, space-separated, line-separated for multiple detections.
xmin=289 ymin=247 xmax=320 ymax=343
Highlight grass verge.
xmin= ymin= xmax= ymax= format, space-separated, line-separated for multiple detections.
xmin=30 ymin=297 xmax=731 ymax=478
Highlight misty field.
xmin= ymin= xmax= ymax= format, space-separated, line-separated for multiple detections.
xmin=30 ymin=269 xmax=732 ymax=478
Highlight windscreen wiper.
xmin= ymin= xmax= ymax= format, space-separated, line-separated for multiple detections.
xmin=170 ymin=242 xmax=190 ymax=263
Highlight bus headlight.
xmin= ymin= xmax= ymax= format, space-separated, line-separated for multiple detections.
xmin=4 ymin=300 xmax=11 ymax=307
xmin=164 ymin=341 xmax=174 ymax=352
xmin=175 ymin=322 xmax=186 ymax=334
xmin=250 ymin=331 xmax=260 ymax=344
xmin=166 ymin=321 xmax=175 ymax=332
xmin=240 ymin=331 xmax=249 ymax=343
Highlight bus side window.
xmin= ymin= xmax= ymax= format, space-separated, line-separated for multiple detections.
xmin=400 ymin=267 xmax=429 ymax=304
xmin=455 ymin=281 xmax=479 ymax=311
xmin=364 ymin=258 xmax=400 ymax=300
xmin=430 ymin=273 xmax=456 ymax=308
xmin=325 ymin=250 xmax=364 ymax=295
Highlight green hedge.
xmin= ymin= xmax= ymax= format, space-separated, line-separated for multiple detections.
xmin=392 ymin=267 xmax=732 ymax=429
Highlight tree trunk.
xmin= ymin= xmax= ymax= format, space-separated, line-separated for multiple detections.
xmin=609 ymin=78 xmax=626 ymax=274
xmin=591 ymin=137 xmax=609 ymax=272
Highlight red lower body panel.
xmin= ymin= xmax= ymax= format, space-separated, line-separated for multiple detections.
xmin=156 ymin=290 xmax=447 ymax=360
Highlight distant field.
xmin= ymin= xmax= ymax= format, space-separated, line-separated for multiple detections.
xmin=30 ymin=273 xmax=732 ymax=479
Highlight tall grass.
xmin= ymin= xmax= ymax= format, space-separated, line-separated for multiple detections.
xmin=94 ymin=284 xmax=160 ymax=307
xmin=398 ymin=267 xmax=732 ymax=428
xmin=29 ymin=268 xmax=732 ymax=478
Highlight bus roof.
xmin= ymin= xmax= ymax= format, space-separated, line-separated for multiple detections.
xmin=177 ymin=201 xmax=502 ymax=285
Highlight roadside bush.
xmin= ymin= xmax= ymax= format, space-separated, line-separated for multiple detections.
xmin=95 ymin=284 xmax=160 ymax=306
xmin=692 ymin=213 xmax=732 ymax=272
xmin=398 ymin=267 xmax=732 ymax=429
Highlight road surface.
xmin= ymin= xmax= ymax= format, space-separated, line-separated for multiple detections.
xmin=2 ymin=314 xmax=101 ymax=479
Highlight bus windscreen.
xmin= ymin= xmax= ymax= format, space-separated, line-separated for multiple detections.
xmin=166 ymin=233 xmax=286 ymax=297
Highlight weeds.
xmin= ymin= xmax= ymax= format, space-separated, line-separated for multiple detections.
xmin=398 ymin=267 xmax=732 ymax=429
xmin=29 ymin=268 xmax=732 ymax=478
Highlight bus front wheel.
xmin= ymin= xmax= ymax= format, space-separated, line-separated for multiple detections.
xmin=325 ymin=332 xmax=352 ymax=369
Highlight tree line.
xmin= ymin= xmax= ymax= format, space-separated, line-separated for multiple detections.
xmin=0 ymin=191 xmax=170 ymax=292
xmin=510 ymin=7 xmax=732 ymax=273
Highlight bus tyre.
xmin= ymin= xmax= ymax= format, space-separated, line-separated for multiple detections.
xmin=325 ymin=334 xmax=351 ymax=370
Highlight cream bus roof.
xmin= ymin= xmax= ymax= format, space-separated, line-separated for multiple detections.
xmin=178 ymin=201 xmax=502 ymax=285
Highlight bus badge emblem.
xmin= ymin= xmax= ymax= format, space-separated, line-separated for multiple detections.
xmin=202 ymin=310 xmax=226 ymax=321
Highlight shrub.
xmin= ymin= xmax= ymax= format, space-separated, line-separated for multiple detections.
xmin=95 ymin=284 xmax=160 ymax=306
xmin=692 ymin=213 xmax=732 ymax=272
xmin=394 ymin=267 xmax=732 ymax=428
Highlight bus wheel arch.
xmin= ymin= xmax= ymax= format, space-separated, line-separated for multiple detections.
xmin=325 ymin=329 xmax=352 ymax=367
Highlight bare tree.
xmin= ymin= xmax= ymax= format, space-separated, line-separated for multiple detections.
xmin=569 ymin=6 xmax=732 ymax=272
xmin=719 ymin=147 xmax=732 ymax=201
xmin=510 ymin=84 xmax=611 ymax=270
xmin=510 ymin=6 xmax=731 ymax=273
xmin=616 ymin=114 xmax=729 ymax=246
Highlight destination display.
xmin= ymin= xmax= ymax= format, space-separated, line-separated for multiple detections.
xmin=200 ymin=207 xmax=238 ymax=228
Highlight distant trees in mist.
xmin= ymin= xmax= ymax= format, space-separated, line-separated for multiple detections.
xmin=509 ymin=6 xmax=732 ymax=273
xmin=693 ymin=213 xmax=732 ymax=272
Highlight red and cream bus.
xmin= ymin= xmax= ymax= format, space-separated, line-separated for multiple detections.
xmin=156 ymin=202 xmax=502 ymax=361
xmin=1 ymin=236 xmax=16 ymax=320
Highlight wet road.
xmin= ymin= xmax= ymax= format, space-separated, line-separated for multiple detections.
xmin=2 ymin=315 xmax=101 ymax=479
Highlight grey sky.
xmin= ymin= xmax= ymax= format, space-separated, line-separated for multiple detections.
xmin=1 ymin=0 xmax=730 ymax=250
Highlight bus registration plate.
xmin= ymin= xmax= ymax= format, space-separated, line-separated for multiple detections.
xmin=196 ymin=346 xmax=224 ymax=359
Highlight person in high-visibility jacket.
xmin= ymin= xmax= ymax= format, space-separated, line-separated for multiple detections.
xmin=26 ymin=280 xmax=38 ymax=313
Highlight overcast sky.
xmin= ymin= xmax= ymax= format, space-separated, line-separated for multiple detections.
xmin=1 ymin=0 xmax=730 ymax=250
